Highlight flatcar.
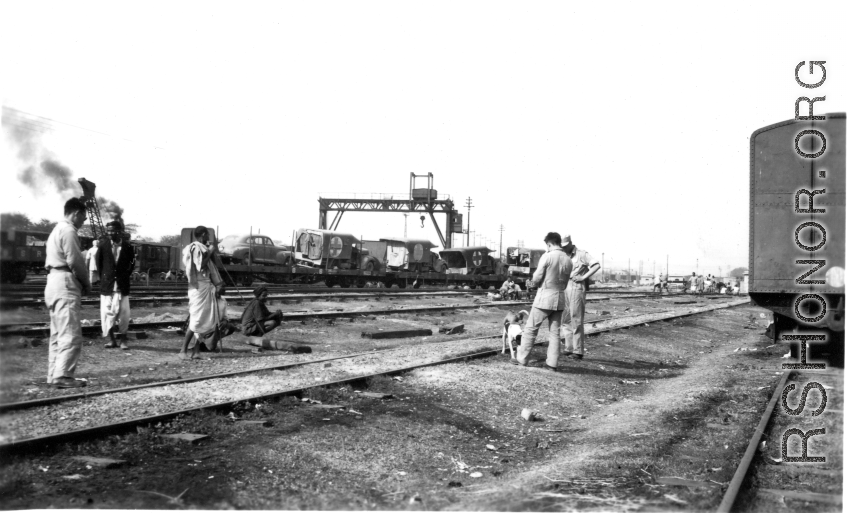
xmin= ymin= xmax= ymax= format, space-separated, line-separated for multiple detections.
xmin=749 ymin=112 xmax=844 ymax=365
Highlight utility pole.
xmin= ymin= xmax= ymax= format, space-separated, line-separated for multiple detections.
xmin=464 ymin=197 xmax=473 ymax=247
xmin=628 ymin=258 xmax=631 ymax=285
xmin=499 ymin=224 xmax=504 ymax=258
xmin=403 ymin=213 xmax=408 ymax=238
xmin=666 ymin=254 xmax=669 ymax=278
xmin=601 ymin=253 xmax=604 ymax=282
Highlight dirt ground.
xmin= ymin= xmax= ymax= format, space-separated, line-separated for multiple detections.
xmin=1 ymin=294 xmax=828 ymax=511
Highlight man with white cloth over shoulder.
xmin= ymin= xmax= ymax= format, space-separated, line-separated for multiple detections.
xmin=179 ymin=225 xmax=223 ymax=359
xmin=511 ymin=232 xmax=572 ymax=371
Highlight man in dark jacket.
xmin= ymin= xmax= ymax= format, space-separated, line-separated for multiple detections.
xmin=97 ymin=220 xmax=136 ymax=349
xmin=241 ymin=285 xmax=283 ymax=337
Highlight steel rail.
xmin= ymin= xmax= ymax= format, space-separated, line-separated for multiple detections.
xmin=0 ymin=295 xmax=666 ymax=335
xmin=0 ymin=300 xmax=534 ymax=336
xmin=0 ymin=334 xmax=498 ymax=413
xmin=0 ymin=298 xmax=749 ymax=456
xmin=716 ymin=369 xmax=792 ymax=513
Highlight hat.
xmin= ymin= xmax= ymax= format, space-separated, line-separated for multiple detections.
xmin=543 ymin=232 xmax=562 ymax=245
xmin=253 ymin=285 xmax=269 ymax=297
xmin=561 ymin=235 xmax=572 ymax=245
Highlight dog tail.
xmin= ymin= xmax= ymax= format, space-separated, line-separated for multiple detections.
xmin=518 ymin=310 xmax=529 ymax=320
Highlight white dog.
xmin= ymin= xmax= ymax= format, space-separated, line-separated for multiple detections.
xmin=501 ymin=310 xmax=530 ymax=358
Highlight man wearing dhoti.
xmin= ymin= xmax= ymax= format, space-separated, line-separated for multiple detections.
xmin=98 ymin=221 xmax=136 ymax=349
xmin=180 ymin=226 xmax=223 ymax=359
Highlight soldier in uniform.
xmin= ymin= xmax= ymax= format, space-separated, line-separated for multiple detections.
xmin=512 ymin=232 xmax=572 ymax=371
xmin=561 ymin=235 xmax=601 ymax=360
xmin=44 ymin=198 xmax=91 ymax=388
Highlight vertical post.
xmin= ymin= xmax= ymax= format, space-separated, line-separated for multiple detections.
xmin=498 ymin=224 xmax=504 ymax=259
xmin=601 ymin=253 xmax=604 ymax=282
xmin=667 ymin=254 xmax=669 ymax=280
xmin=464 ymin=197 xmax=473 ymax=246
xmin=403 ymin=213 xmax=408 ymax=238
xmin=628 ymin=258 xmax=631 ymax=286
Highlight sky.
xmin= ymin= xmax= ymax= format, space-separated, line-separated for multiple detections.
xmin=1 ymin=1 xmax=845 ymax=277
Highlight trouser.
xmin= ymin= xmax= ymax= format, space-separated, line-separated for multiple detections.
xmin=516 ymin=307 xmax=563 ymax=367
xmin=101 ymin=292 xmax=131 ymax=337
xmin=562 ymin=281 xmax=586 ymax=355
xmin=45 ymin=271 xmax=83 ymax=383
xmin=89 ymin=271 xmax=100 ymax=285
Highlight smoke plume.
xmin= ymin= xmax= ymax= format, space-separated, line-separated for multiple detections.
xmin=3 ymin=106 xmax=128 ymax=227
xmin=97 ymin=196 xmax=124 ymax=225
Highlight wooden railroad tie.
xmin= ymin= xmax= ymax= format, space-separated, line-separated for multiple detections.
xmin=71 ymin=456 xmax=126 ymax=468
xmin=356 ymin=391 xmax=393 ymax=399
xmin=438 ymin=324 xmax=464 ymax=335
xmin=247 ymin=336 xmax=312 ymax=353
xmin=361 ymin=329 xmax=433 ymax=339
xmin=160 ymin=433 xmax=209 ymax=444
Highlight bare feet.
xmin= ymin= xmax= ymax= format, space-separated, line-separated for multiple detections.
xmin=178 ymin=351 xmax=190 ymax=360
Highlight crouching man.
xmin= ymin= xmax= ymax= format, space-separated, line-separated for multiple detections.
xmin=241 ymin=285 xmax=284 ymax=337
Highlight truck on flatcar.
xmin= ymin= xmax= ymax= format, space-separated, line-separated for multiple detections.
xmin=749 ymin=113 xmax=844 ymax=365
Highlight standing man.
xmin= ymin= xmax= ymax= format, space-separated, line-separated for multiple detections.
xmin=653 ymin=273 xmax=662 ymax=294
xmin=180 ymin=226 xmax=223 ymax=359
xmin=44 ymin=198 xmax=91 ymax=388
xmin=85 ymin=239 xmax=100 ymax=286
xmin=98 ymin=220 xmax=136 ymax=349
xmin=241 ymin=285 xmax=284 ymax=337
xmin=561 ymin=235 xmax=601 ymax=360
xmin=512 ymin=232 xmax=572 ymax=371
xmin=661 ymin=273 xmax=670 ymax=294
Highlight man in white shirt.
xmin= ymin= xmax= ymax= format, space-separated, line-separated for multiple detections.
xmin=85 ymin=239 xmax=100 ymax=286
xmin=44 ymin=198 xmax=91 ymax=388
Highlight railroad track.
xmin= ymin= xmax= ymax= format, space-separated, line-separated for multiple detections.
xmin=0 ymin=297 xmax=748 ymax=456
xmin=718 ymin=367 xmax=843 ymax=511
xmin=0 ymin=293 xmax=683 ymax=336
xmin=0 ymin=288 xmax=661 ymax=308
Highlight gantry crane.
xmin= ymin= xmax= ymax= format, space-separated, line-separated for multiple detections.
xmin=317 ymin=173 xmax=462 ymax=248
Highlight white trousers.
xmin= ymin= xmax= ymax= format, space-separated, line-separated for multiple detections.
xmin=101 ymin=292 xmax=130 ymax=336
xmin=45 ymin=272 xmax=83 ymax=383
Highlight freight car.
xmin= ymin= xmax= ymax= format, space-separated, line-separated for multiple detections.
xmin=0 ymin=229 xmax=51 ymax=283
xmin=0 ymin=229 xmax=96 ymax=284
xmin=749 ymin=113 xmax=844 ymax=365
xmin=132 ymin=241 xmax=181 ymax=280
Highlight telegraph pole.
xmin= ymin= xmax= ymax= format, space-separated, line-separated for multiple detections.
xmin=601 ymin=253 xmax=604 ymax=282
xmin=499 ymin=224 xmax=504 ymax=258
xmin=464 ymin=197 xmax=473 ymax=247
xmin=403 ymin=213 xmax=408 ymax=238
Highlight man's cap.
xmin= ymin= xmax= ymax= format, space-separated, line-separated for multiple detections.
xmin=253 ymin=285 xmax=268 ymax=297
xmin=561 ymin=235 xmax=572 ymax=245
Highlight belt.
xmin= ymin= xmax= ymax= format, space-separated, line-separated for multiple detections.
xmin=48 ymin=266 xmax=72 ymax=272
